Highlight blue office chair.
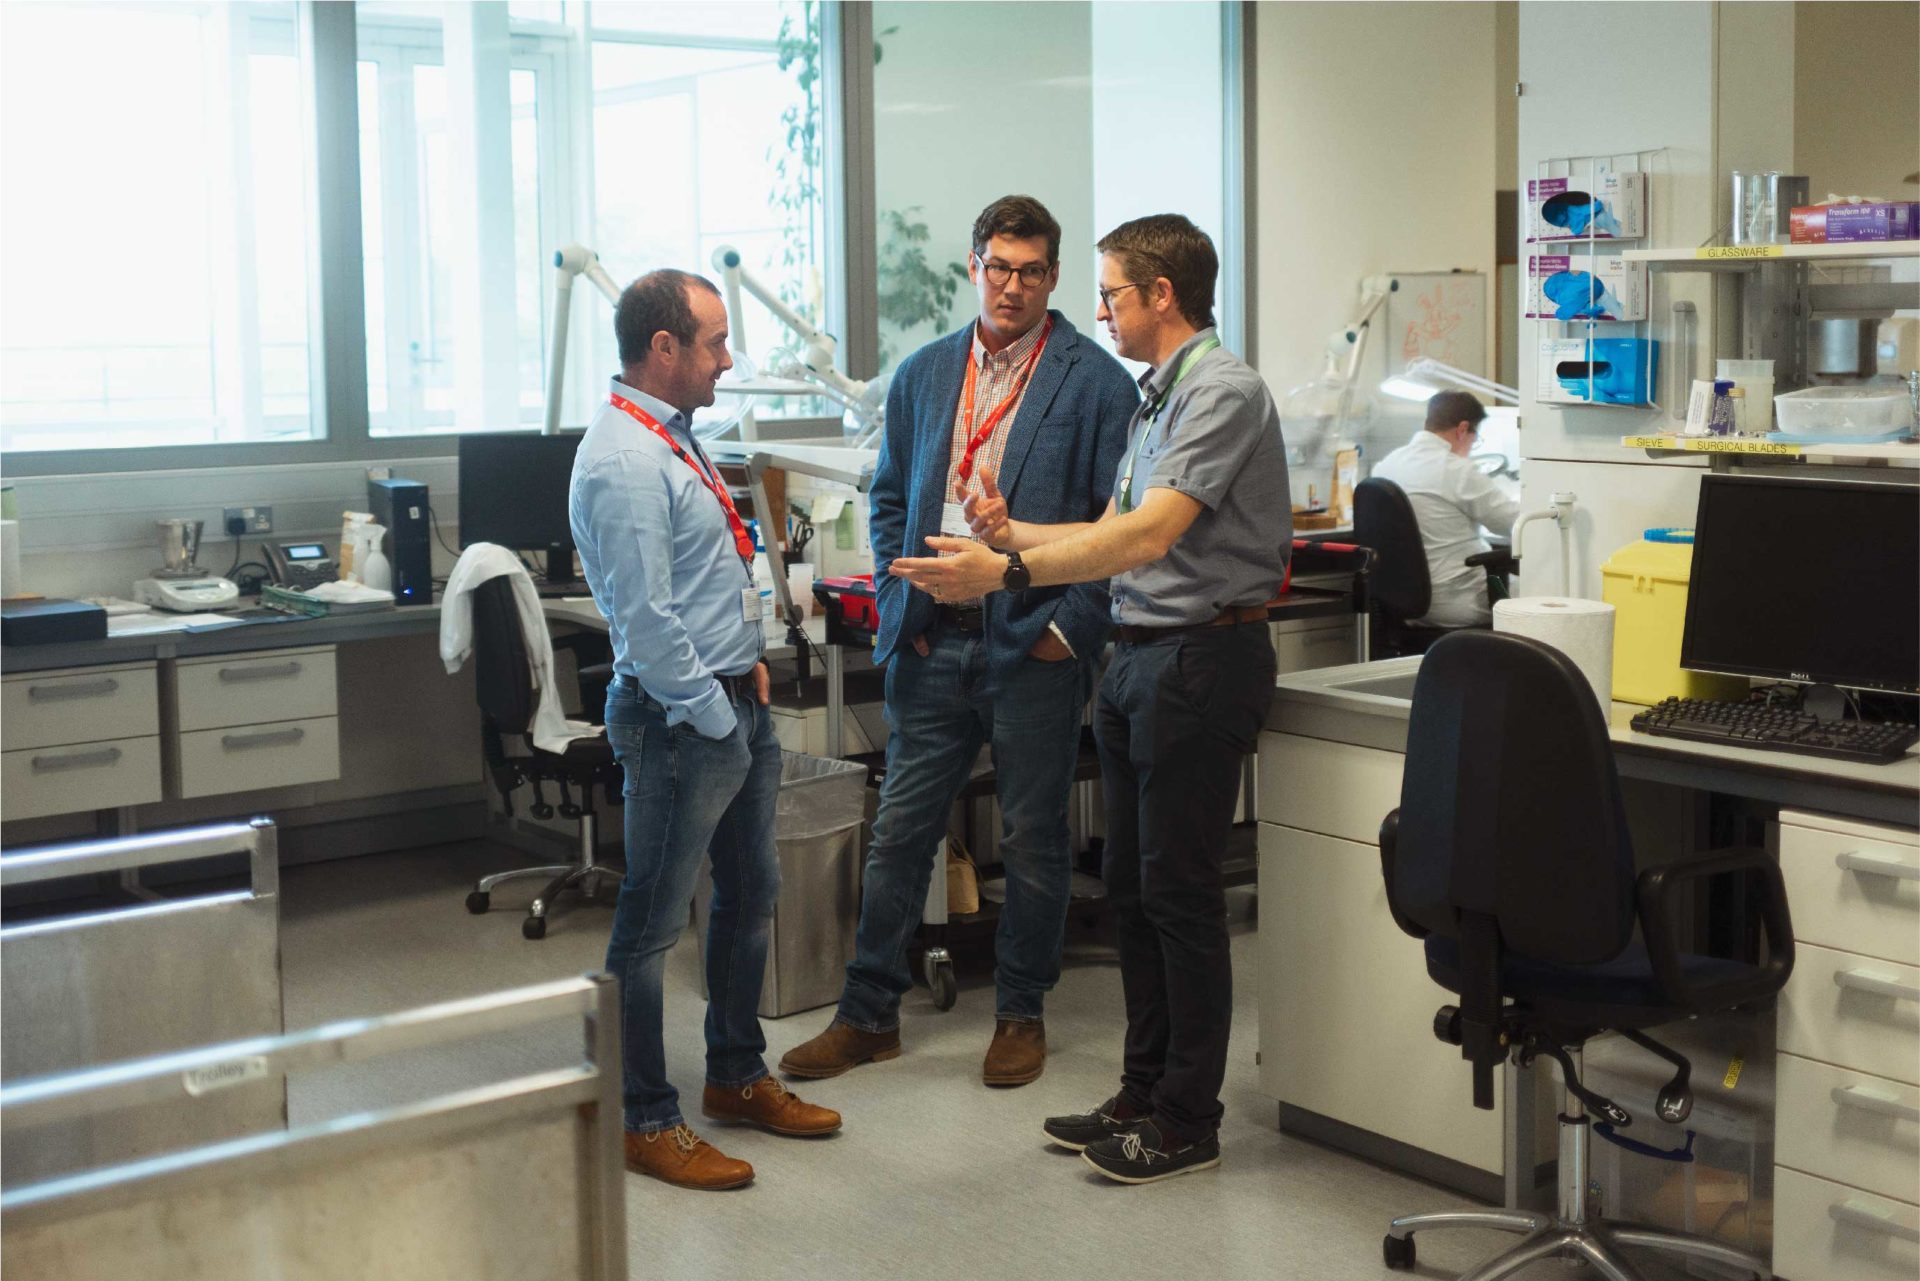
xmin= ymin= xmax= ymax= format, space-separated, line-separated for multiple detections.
xmin=1378 ymin=630 xmax=1793 ymax=1281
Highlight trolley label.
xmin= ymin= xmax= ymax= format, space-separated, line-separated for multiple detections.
xmin=184 ymin=1056 xmax=270 ymax=1096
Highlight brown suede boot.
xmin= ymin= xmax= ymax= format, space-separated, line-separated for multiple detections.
xmin=982 ymin=1018 xmax=1046 ymax=1086
xmin=702 ymin=1075 xmax=842 ymax=1136
xmin=777 ymin=1020 xmax=902 ymax=1079
xmin=623 ymin=1123 xmax=754 ymax=1190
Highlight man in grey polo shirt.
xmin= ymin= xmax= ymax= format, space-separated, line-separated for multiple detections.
xmin=890 ymin=213 xmax=1290 ymax=1185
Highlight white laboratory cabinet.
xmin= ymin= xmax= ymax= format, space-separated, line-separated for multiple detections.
xmin=1771 ymin=810 xmax=1920 ymax=1281
xmin=2 ymin=663 xmax=164 ymax=820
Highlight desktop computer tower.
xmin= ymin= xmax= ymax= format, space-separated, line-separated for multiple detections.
xmin=367 ymin=477 xmax=433 ymax=607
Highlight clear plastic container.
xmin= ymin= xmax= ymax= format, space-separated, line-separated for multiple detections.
xmin=1772 ymin=385 xmax=1909 ymax=438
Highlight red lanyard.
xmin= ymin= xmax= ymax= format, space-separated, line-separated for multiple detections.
xmin=609 ymin=394 xmax=756 ymax=567
xmin=954 ymin=316 xmax=1052 ymax=493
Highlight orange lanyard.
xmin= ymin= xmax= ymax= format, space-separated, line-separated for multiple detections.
xmin=955 ymin=316 xmax=1052 ymax=493
xmin=609 ymin=394 xmax=756 ymax=567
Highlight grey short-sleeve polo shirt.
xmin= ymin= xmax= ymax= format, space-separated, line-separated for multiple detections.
xmin=1110 ymin=328 xmax=1293 ymax=628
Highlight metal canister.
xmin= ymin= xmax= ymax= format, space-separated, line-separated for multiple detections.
xmin=1731 ymin=172 xmax=1810 ymax=244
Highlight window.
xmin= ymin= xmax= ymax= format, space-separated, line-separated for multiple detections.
xmin=0 ymin=2 xmax=320 ymax=453
xmin=356 ymin=10 xmax=558 ymax=434
xmin=584 ymin=2 xmax=827 ymax=425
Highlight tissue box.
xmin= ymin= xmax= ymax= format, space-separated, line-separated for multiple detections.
xmin=1789 ymin=202 xmax=1918 ymax=244
xmin=1539 ymin=337 xmax=1658 ymax=406
xmin=1526 ymin=254 xmax=1649 ymax=321
xmin=1527 ymin=172 xmax=1647 ymax=242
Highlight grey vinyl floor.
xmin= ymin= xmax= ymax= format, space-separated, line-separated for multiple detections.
xmin=280 ymin=841 xmax=1693 ymax=1281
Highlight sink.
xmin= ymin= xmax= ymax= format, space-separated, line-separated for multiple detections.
xmin=1326 ymin=671 xmax=1420 ymax=702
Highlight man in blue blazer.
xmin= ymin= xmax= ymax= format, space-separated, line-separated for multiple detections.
xmin=782 ymin=196 xmax=1138 ymax=1086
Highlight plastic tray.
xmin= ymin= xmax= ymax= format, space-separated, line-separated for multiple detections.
xmin=1771 ymin=385 xmax=1909 ymax=436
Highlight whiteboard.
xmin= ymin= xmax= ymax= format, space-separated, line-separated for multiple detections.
xmin=1383 ymin=271 xmax=1487 ymax=377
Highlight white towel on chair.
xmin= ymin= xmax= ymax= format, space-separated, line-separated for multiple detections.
xmin=440 ymin=544 xmax=602 ymax=756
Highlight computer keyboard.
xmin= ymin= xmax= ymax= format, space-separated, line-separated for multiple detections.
xmin=1631 ymin=697 xmax=1919 ymax=764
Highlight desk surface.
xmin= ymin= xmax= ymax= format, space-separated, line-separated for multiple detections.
xmin=1268 ymin=655 xmax=1919 ymax=828
xmin=1 ymin=605 xmax=446 ymax=674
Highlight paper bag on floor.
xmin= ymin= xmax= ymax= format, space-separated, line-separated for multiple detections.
xmin=946 ymin=839 xmax=980 ymax=916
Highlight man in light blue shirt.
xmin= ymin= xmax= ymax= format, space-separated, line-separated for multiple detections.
xmin=571 ymin=268 xmax=840 ymax=1191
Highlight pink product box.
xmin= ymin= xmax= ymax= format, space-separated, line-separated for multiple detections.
xmin=1791 ymin=202 xmax=1920 ymax=244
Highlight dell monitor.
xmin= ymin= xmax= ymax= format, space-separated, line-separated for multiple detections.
xmin=1682 ymin=474 xmax=1918 ymax=697
xmin=458 ymin=433 xmax=584 ymax=586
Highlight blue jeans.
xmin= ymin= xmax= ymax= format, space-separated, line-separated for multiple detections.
xmin=603 ymin=679 xmax=782 ymax=1134
xmin=837 ymin=627 xmax=1089 ymax=1031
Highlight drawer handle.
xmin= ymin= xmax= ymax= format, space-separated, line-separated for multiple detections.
xmin=1838 ymin=850 xmax=1920 ymax=882
xmin=1829 ymin=1197 xmax=1920 ymax=1243
xmin=220 ymin=728 xmax=306 ymax=752
xmin=26 ymin=678 xmax=120 ymax=702
xmin=218 ymin=661 xmax=303 ymax=684
xmin=31 ymin=746 xmax=124 ymax=773
xmin=1834 ymin=968 xmax=1920 ymax=1002
xmin=1831 ymin=1084 xmax=1920 ymax=1123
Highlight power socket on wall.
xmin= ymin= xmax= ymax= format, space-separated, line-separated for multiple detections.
xmin=223 ymin=506 xmax=274 ymax=536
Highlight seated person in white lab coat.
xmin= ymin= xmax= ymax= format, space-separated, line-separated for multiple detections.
xmin=1369 ymin=391 xmax=1520 ymax=628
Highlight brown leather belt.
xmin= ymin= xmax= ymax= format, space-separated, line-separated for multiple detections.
xmin=1113 ymin=604 xmax=1270 ymax=646
xmin=934 ymin=603 xmax=986 ymax=634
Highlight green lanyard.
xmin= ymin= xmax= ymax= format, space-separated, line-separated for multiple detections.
xmin=1118 ymin=336 xmax=1221 ymax=513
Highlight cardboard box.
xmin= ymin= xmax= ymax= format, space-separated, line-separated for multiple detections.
xmin=1526 ymin=254 xmax=1649 ymax=321
xmin=1790 ymin=202 xmax=1920 ymax=244
xmin=1527 ymin=172 xmax=1647 ymax=242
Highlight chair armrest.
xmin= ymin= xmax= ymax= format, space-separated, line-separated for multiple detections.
xmin=575 ymin=662 xmax=615 ymax=726
xmin=1464 ymin=549 xmax=1517 ymax=576
xmin=1637 ymin=847 xmax=1795 ymax=1012
xmin=1378 ymin=809 xmax=1430 ymax=940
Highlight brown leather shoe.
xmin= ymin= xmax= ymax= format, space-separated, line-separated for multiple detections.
xmin=623 ymin=1123 xmax=754 ymax=1190
xmin=778 ymin=1020 xmax=902 ymax=1080
xmin=702 ymin=1075 xmax=842 ymax=1136
xmin=983 ymin=1018 xmax=1046 ymax=1086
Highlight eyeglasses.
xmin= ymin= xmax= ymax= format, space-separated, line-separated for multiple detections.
xmin=1097 ymin=282 xmax=1146 ymax=309
xmin=977 ymin=257 xmax=1053 ymax=289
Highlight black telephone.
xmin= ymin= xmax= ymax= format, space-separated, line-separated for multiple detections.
xmin=266 ymin=541 xmax=337 ymax=591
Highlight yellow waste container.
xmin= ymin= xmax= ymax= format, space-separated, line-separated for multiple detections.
xmin=1601 ymin=530 xmax=1746 ymax=706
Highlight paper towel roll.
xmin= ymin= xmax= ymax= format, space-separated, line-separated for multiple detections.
xmin=0 ymin=519 xmax=19 ymax=597
xmin=1493 ymin=596 xmax=1616 ymax=712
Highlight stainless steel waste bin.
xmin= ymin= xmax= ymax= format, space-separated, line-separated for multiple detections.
xmin=694 ymin=751 xmax=868 ymax=1018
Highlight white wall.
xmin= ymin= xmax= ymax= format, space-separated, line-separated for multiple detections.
xmin=1514 ymin=1 xmax=1799 ymax=598
xmin=1795 ymin=0 xmax=1920 ymax=199
xmin=1252 ymin=0 xmax=1498 ymax=407
xmin=869 ymin=2 xmax=1094 ymax=367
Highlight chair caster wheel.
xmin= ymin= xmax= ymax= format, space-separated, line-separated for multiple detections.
xmin=925 ymin=950 xmax=957 ymax=1011
xmin=522 ymin=915 xmax=547 ymax=941
xmin=1383 ymin=1233 xmax=1415 ymax=1270
xmin=465 ymin=891 xmax=490 ymax=915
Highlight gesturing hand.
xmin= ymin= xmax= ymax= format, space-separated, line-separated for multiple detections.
xmin=963 ymin=467 xmax=1011 ymax=547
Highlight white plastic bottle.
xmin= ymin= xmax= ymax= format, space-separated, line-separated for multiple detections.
xmin=359 ymin=524 xmax=392 ymax=591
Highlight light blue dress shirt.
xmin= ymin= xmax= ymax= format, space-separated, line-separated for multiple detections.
xmin=570 ymin=378 xmax=762 ymax=740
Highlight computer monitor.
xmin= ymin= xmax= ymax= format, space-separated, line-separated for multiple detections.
xmin=1682 ymin=474 xmax=1919 ymax=695
xmin=457 ymin=433 xmax=583 ymax=585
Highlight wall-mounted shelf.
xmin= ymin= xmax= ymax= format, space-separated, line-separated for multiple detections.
xmin=1622 ymin=434 xmax=1920 ymax=468
xmin=1622 ymin=241 xmax=1920 ymax=272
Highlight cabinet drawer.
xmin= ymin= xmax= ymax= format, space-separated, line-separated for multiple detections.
xmin=1779 ymin=815 xmax=1920 ymax=967
xmin=175 ymin=648 xmax=337 ymax=732
xmin=2 ymin=736 xmax=163 ymax=821
xmin=1778 ymin=1054 xmax=1920 ymax=1203
xmin=1773 ymin=1167 xmax=1918 ymax=1281
xmin=1256 ymin=733 xmax=1404 ymax=844
xmin=1 ymin=665 xmax=158 ymax=750
xmin=1255 ymin=821 xmax=1504 ymax=1174
xmin=175 ymin=717 xmax=339 ymax=799
xmin=1779 ymin=942 xmax=1920 ymax=1086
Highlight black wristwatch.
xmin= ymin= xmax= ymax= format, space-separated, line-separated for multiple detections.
xmin=1001 ymin=550 xmax=1031 ymax=592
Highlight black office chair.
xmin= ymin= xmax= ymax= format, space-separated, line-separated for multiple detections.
xmin=1378 ymin=630 xmax=1792 ymax=1281
xmin=462 ymin=574 xmax=623 ymax=940
xmin=1352 ymin=477 xmax=1515 ymax=659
